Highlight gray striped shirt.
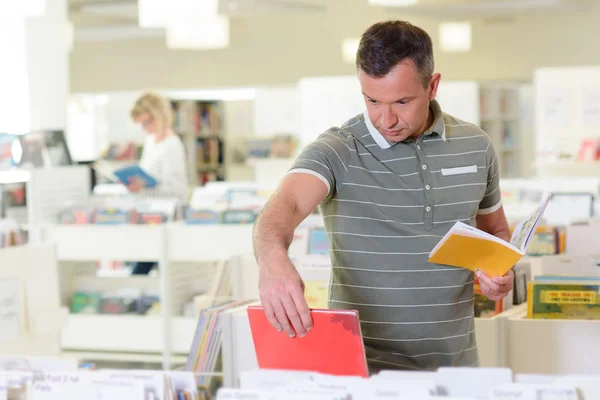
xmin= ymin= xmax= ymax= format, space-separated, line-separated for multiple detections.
xmin=288 ymin=99 xmax=502 ymax=372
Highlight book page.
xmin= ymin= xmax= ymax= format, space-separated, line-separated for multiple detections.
xmin=510 ymin=195 xmax=551 ymax=252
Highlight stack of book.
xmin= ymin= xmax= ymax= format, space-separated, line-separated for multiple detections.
xmin=186 ymin=300 xmax=255 ymax=394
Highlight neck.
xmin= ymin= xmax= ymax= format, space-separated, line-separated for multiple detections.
xmin=154 ymin=128 xmax=173 ymax=143
xmin=410 ymin=105 xmax=435 ymax=139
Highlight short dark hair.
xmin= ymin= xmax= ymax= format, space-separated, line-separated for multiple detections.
xmin=356 ymin=20 xmax=434 ymax=87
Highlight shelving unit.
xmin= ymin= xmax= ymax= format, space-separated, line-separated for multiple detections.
xmin=534 ymin=66 xmax=600 ymax=176
xmin=42 ymin=222 xmax=255 ymax=370
xmin=0 ymin=243 xmax=65 ymax=358
xmin=170 ymin=98 xmax=226 ymax=187
xmin=436 ymin=80 xmax=533 ymax=179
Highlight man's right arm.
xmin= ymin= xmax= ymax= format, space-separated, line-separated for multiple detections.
xmin=252 ymin=172 xmax=329 ymax=338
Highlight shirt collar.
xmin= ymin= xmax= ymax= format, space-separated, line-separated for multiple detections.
xmin=364 ymin=99 xmax=446 ymax=149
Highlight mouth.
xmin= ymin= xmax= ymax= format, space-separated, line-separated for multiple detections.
xmin=382 ymin=129 xmax=403 ymax=136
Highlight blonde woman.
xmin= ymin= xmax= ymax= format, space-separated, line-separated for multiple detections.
xmin=129 ymin=92 xmax=188 ymax=275
xmin=129 ymin=92 xmax=188 ymax=203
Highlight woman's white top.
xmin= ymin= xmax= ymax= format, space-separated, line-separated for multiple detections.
xmin=139 ymin=133 xmax=189 ymax=203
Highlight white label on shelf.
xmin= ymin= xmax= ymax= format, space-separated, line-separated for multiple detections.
xmin=441 ymin=165 xmax=478 ymax=176
xmin=0 ymin=279 xmax=21 ymax=341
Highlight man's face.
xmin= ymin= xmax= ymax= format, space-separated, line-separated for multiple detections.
xmin=359 ymin=59 xmax=441 ymax=143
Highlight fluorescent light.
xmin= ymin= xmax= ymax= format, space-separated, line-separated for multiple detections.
xmin=165 ymin=88 xmax=258 ymax=101
xmin=166 ymin=16 xmax=229 ymax=50
xmin=138 ymin=0 xmax=219 ymax=28
xmin=367 ymin=0 xmax=418 ymax=6
xmin=342 ymin=38 xmax=360 ymax=64
xmin=439 ymin=22 xmax=471 ymax=53
xmin=0 ymin=0 xmax=46 ymax=18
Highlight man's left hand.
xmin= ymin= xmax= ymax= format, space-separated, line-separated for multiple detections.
xmin=476 ymin=268 xmax=514 ymax=301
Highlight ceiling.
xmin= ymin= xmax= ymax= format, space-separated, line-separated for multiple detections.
xmin=68 ymin=0 xmax=590 ymax=40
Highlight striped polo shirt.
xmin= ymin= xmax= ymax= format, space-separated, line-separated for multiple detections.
xmin=288 ymin=99 xmax=502 ymax=372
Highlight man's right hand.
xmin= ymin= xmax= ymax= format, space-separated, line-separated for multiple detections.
xmin=258 ymin=253 xmax=313 ymax=338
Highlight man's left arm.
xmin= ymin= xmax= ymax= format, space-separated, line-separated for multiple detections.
xmin=475 ymin=136 xmax=514 ymax=301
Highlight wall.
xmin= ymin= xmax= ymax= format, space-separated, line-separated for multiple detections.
xmin=69 ymin=2 xmax=600 ymax=93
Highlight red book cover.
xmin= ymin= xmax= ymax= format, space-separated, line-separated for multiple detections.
xmin=247 ymin=306 xmax=368 ymax=377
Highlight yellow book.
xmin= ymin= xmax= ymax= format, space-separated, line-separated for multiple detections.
xmin=304 ymin=280 xmax=329 ymax=309
xmin=429 ymin=195 xmax=551 ymax=277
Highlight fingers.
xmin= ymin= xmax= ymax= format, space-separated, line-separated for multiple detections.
xmin=477 ymin=269 xmax=512 ymax=301
xmin=260 ymin=298 xmax=282 ymax=333
xmin=271 ymin=298 xmax=296 ymax=338
xmin=281 ymin=294 xmax=306 ymax=338
xmin=491 ymin=269 xmax=514 ymax=286
xmin=291 ymin=288 xmax=313 ymax=333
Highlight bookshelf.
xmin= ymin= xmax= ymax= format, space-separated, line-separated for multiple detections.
xmin=436 ymin=80 xmax=533 ymax=179
xmin=170 ymin=98 xmax=226 ymax=187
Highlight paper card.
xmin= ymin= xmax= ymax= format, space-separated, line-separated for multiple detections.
xmin=42 ymin=372 xmax=145 ymax=399
xmin=0 ymin=279 xmax=22 ymax=341
xmin=373 ymin=370 xmax=438 ymax=380
xmin=29 ymin=381 xmax=100 ymax=400
xmin=305 ymin=374 xmax=436 ymax=397
xmin=92 ymin=380 xmax=146 ymax=400
xmin=437 ymin=367 xmax=513 ymax=398
xmin=94 ymin=370 xmax=165 ymax=400
xmin=239 ymin=369 xmax=316 ymax=390
xmin=216 ymin=388 xmax=350 ymax=400
xmin=0 ymin=371 xmax=34 ymax=386
xmin=553 ymin=376 xmax=600 ymax=399
xmin=490 ymin=383 xmax=579 ymax=400
xmin=514 ymin=374 xmax=559 ymax=384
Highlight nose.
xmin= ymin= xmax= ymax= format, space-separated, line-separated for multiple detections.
xmin=381 ymin=107 xmax=397 ymax=130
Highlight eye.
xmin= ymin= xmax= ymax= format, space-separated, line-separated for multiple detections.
xmin=397 ymin=99 xmax=408 ymax=105
xmin=368 ymin=99 xmax=378 ymax=104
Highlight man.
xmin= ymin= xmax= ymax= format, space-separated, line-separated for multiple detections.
xmin=252 ymin=20 xmax=513 ymax=372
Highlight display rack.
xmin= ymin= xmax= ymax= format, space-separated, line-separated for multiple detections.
xmin=533 ymin=66 xmax=600 ymax=177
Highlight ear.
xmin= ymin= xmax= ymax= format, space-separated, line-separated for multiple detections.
xmin=428 ymin=73 xmax=442 ymax=101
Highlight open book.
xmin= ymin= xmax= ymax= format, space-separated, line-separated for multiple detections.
xmin=428 ymin=195 xmax=551 ymax=277
xmin=94 ymin=161 xmax=158 ymax=189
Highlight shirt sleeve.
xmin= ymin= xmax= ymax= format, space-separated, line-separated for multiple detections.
xmin=287 ymin=129 xmax=351 ymax=200
xmin=477 ymin=136 xmax=502 ymax=215
xmin=140 ymin=138 xmax=189 ymax=203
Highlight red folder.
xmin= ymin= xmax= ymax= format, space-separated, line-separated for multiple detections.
xmin=247 ymin=305 xmax=368 ymax=377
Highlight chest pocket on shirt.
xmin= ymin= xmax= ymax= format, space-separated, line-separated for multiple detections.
xmin=441 ymin=165 xmax=478 ymax=176
xmin=433 ymin=163 xmax=487 ymax=218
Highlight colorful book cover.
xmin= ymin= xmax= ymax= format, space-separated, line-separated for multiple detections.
xmin=304 ymin=280 xmax=329 ymax=309
xmin=474 ymin=276 xmax=502 ymax=318
xmin=247 ymin=306 xmax=368 ymax=377
xmin=113 ymin=165 xmax=158 ymax=188
xmin=308 ymin=228 xmax=329 ymax=255
xmin=528 ymin=280 xmax=600 ymax=320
